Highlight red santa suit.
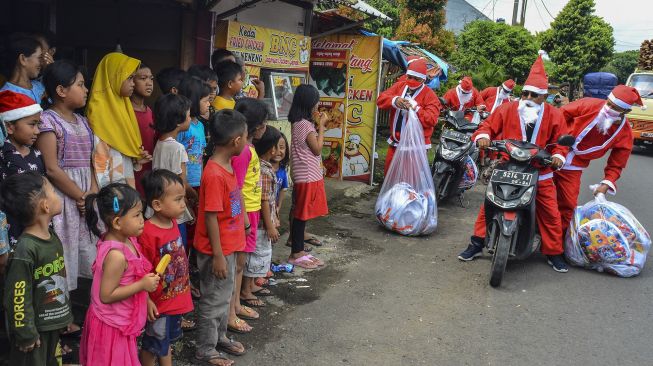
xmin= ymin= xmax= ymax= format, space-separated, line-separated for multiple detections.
xmin=471 ymin=56 xmax=569 ymax=256
xmin=443 ymin=76 xmax=486 ymax=113
xmin=377 ymin=59 xmax=441 ymax=173
xmin=553 ymin=86 xmax=640 ymax=235
xmin=481 ymin=79 xmax=516 ymax=114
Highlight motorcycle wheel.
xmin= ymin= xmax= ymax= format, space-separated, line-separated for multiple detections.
xmin=490 ymin=232 xmax=511 ymax=288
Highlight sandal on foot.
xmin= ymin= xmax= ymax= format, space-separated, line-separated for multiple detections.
xmin=254 ymin=277 xmax=268 ymax=288
xmin=288 ymin=256 xmax=318 ymax=269
xmin=227 ymin=318 xmax=252 ymax=334
xmin=304 ymin=237 xmax=323 ymax=247
xmin=195 ymin=350 xmax=234 ymax=366
xmin=182 ymin=317 xmax=197 ymax=331
xmin=236 ymin=305 xmax=259 ymax=320
xmin=217 ymin=339 xmax=246 ymax=357
xmin=305 ymin=254 xmax=325 ymax=266
xmin=252 ymin=287 xmax=272 ymax=296
xmin=241 ymin=297 xmax=266 ymax=307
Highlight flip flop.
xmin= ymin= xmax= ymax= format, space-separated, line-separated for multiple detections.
xmin=305 ymin=254 xmax=325 ymax=266
xmin=195 ymin=350 xmax=234 ymax=366
xmin=252 ymin=288 xmax=273 ymax=296
xmin=288 ymin=256 xmax=318 ymax=269
xmin=304 ymin=237 xmax=323 ymax=247
xmin=227 ymin=318 xmax=252 ymax=334
xmin=241 ymin=297 xmax=266 ymax=308
xmin=284 ymin=242 xmax=312 ymax=252
xmin=236 ymin=305 xmax=259 ymax=320
xmin=217 ymin=339 xmax=246 ymax=357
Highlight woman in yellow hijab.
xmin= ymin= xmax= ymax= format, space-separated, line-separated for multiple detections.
xmin=87 ymin=52 xmax=150 ymax=188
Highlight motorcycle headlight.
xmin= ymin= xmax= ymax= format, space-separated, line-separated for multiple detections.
xmin=520 ymin=186 xmax=535 ymax=205
xmin=440 ymin=145 xmax=460 ymax=160
xmin=509 ymin=147 xmax=533 ymax=162
xmin=486 ymin=184 xmax=520 ymax=209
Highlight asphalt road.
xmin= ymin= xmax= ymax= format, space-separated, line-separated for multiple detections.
xmin=183 ymin=150 xmax=653 ymax=366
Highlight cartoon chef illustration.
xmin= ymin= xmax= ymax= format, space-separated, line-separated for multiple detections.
xmin=343 ymin=134 xmax=369 ymax=176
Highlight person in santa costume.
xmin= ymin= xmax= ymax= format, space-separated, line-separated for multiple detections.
xmin=554 ymin=85 xmax=641 ymax=237
xmin=457 ymin=55 xmax=571 ymax=273
xmin=397 ymin=56 xmax=444 ymax=91
xmin=481 ymin=79 xmax=516 ymax=114
xmin=443 ymin=76 xmax=486 ymax=116
xmin=377 ymin=58 xmax=441 ymax=174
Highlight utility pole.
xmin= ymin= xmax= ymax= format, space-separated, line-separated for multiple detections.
xmin=512 ymin=0 xmax=520 ymax=25
xmin=520 ymin=0 xmax=528 ymax=26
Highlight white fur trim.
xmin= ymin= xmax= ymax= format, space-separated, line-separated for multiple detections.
xmin=392 ymin=96 xmax=400 ymax=109
xmin=0 ymin=103 xmax=42 ymax=122
xmin=474 ymin=133 xmax=490 ymax=143
xmin=552 ymin=154 xmax=566 ymax=168
xmin=406 ymin=70 xmax=426 ymax=80
xmin=522 ymin=85 xmax=548 ymax=95
xmin=600 ymin=179 xmax=617 ymax=195
xmin=502 ymin=83 xmax=513 ymax=91
xmin=607 ymin=93 xmax=632 ymax=110
xmin=538 ymin=172 xmax=553 ymax=181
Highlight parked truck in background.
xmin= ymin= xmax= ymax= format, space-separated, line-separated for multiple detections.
xmin=626 ymin=70 xmax=653 ymax=149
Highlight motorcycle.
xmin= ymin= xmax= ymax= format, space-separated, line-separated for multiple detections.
xmin=431 ymin=103 xmax=489 ymax=205
xmin=482 ymin=135 xmax=575 ymax=287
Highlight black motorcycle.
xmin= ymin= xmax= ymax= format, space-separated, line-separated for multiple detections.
xmin=482 ymin=135 xmax=575 ymax=287
xmin=431 ymin=106 xmax=489 ymax=205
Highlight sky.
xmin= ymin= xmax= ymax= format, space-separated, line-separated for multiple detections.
xmin=465 ymin=0 xmax=651 ymax=51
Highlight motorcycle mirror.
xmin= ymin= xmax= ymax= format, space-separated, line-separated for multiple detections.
xmin=557 ymin=135 xmax=575 ymax=147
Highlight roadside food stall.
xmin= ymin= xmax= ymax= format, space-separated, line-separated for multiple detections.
xmin=211 ymin=0 xmax=390 ymax=184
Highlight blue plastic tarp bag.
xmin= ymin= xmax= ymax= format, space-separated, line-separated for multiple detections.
xmin=376 ymin=108 xmax=437 ymax=236
xmin=565 ymin=193 xmax=651 ymax=277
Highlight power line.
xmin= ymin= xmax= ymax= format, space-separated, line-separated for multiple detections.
xmin=532 ymin=0 xmax=549 ymax=28
xmin=539 ymin=0 xmax=555 ymax=19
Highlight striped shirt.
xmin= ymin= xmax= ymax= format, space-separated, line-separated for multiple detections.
xmin=290 ymin=119 xmax=323 ymax=183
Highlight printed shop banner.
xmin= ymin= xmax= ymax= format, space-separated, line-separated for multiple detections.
xmin=310 ymin=35 xmax=382 ymax=183
xmin=216 ymin=21 xmax=311 ymax=71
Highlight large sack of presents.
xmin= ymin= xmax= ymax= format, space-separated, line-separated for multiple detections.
xmin=565 ymin=195 xmax=651 ymax=277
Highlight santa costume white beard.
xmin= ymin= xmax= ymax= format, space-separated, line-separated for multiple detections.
xmin=518 ymin=99 xmax=541 ymax=126
xmin=597 ymin=105 xmax=622 ymax=134
xmin=457 ymin=86 xmax=472 ymax=105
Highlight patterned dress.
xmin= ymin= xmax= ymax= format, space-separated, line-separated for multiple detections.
xmin=40 ymin=110 xmax=97 ymax=291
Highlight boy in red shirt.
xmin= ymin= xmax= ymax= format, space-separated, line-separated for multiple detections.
xmin=193 ymin=109 xmax=249 ymax=365
xmin=138 ymin=169 xmax=194 ymax=366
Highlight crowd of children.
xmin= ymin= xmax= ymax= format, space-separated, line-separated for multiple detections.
xmin=0 ymin=33 xmax=330 ymax=366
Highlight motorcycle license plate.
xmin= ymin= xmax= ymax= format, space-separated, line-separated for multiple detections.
xmin=641 ymin=132 xmax=653 ymax=138
xmin=490 ymin=170 xmax=534 ymax=187
xmin=441 ymin=129 xmax=470 ymax=143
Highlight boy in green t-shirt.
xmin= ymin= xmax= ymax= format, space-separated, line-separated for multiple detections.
xmin=1 ymin=172 xmax=72 ymax=366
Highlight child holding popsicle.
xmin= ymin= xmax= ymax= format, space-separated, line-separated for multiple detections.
xmin=138 ymin=169 xmax=194 ymax=366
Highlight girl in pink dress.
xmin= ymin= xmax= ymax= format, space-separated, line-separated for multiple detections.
xmin=80 ymin=183 xmax=160 ymax=366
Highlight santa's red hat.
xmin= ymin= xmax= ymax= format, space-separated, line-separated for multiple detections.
xmin=608 ymin=85 xmax=645 ymax=110
xmin=459 ymin=76 xmax=473 ymax=92
xmin=523 ymin=56 xmax=548 ymax=95
xmin=0 ymin=90 xmax=42 ymax=122
xmin=406 ymin=58 xmax=427 ymax=80
xmin=502 ymin=79 xmax=515 ymax=91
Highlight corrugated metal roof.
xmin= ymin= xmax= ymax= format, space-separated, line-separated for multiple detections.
xmin=445 ymin=0 xmax=490 ymax=34
xmin=321 ymin=0 xmax=391 ymax=21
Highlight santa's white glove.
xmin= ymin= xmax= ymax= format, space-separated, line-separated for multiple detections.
xmin=589 ymin=184 xmax=612 ymax=199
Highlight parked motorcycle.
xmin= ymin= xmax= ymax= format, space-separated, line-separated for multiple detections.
xmin=482 ymin=135 xmax=575 ymax=287
xmin=431 ymin=105 xmax=489 ymax=205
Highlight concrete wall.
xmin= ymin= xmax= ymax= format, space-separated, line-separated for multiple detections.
xmin=211 ymin=0 xmax=307 ymax=35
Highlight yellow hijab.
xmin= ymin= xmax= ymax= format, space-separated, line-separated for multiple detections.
xmin=87 ymin=52 xmax=142 ymax=158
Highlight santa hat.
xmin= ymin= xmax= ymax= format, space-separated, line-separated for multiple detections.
xmin=523 ymin=56 xmax=548 ymax=95
xmin=406 ymin=58 xmax=427 ymax=80
xmin=502 ymin=79 xmax=515 ymax=91
xmin=0 ymin=90 xmax=42 ymax=122
xmin=608 ymin=85 xmax=646 ymax=110
xmin=459 ymin=76 xmax=473 ymax=93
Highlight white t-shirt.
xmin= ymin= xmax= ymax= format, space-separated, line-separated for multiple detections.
xmin=153 ymin=137 xmax=189 ymax=174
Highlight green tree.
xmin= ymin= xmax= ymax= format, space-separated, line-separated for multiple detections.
xmin=539 ymin=0 xmax=614 ymax=98
xmin=602 ymin=50 xmax=639 ymax=84
xmin=394 ymin=0 xmax=454 ymax=57
xmin=449 ymin=20 xmax=539 ymax=83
